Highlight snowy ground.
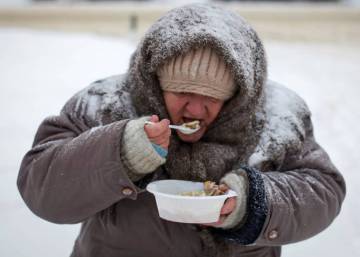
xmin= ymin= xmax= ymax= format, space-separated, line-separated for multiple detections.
xmin=0 ymin=28 xmax=359 ymax=257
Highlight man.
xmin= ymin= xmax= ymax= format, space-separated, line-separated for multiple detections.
xmin=17 ymin=4 xmax=345 ymax=257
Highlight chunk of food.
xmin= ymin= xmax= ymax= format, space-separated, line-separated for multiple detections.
xmin=204 ymin=181 xmax=229 ymax=196
xmin=180 ymin=181 xmax=229 ymax=196
xmin=182 ymin=120 xmax=200 ymax=130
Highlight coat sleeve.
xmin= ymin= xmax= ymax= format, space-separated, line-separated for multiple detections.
xmin=211 ymin=116 xmax=346 ymax=246
xmin=17 ymin=92 xmax=140 ymax=225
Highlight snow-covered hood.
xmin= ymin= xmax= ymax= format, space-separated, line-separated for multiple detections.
xmin=123 ymin=3 xmax=269 ymax=181
xmin=75 ymin=4 xmax=309 ymax=179
xmin=126 ymin=3 xmax=267 ymax=130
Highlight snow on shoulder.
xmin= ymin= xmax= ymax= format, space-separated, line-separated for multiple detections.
xmin=248 ymin=81 xmax=311 ymax=169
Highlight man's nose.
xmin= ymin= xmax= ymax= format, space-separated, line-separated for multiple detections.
xmin=185 ymin=99 xmax=206 ymax=117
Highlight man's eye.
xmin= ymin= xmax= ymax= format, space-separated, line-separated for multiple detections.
xmin=176 ymin=92 xmax=189 ymax=97
xmin=208 ymin=97 xmax=220 ymax=103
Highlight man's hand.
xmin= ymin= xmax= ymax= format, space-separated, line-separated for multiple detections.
xmin=201 ymin=196 xmax=237 ymax=227
xmin=144 ymin=115 xmax=171 ymax=150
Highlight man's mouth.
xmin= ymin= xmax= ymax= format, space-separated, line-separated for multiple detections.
xmin=180 ymin=117 xmax=205 ymax=132
xmin=182 ymin=117 xmax=201 ymax=125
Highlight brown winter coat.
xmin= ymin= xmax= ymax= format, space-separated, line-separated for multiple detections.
xmin=17 ymin=4 xmax=345 ymax=257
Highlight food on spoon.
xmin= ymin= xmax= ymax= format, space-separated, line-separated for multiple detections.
xmin=182 ymin=120 xmax=200 ymax=130
xmin=180 ymin=181 xmax=229 ymax=196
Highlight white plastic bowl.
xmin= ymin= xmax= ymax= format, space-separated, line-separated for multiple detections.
xmin=146 ymin=180 xmax=237 ymax=223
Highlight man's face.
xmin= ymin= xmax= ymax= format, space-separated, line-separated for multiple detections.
xmin=163 ymin=91 xmax=224 ymax=143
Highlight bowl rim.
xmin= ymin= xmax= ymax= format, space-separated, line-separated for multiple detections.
xmin=146 ymin=179 xmax=237 ymax=200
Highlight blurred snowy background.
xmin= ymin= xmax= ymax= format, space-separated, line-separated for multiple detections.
xmin=0 ymin=1 xmax=359 ymax=257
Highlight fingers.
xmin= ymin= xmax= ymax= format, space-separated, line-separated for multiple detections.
xmin=145 ymin=118 xmax=170 ymax=137
xmin=150 ymin=131 xmax=171 ymax=148
xmin=146 ymin=121 xmax=171 ymax=142
xmin=144 ymin=115 xmax=171 ymax=149
xmin=200 ymin=197 xmax=237 ymax=227
xmin=149 ymin=115 xmax=159 ymax=123
xmin=220 ymin=197 xmax=236 ymax=215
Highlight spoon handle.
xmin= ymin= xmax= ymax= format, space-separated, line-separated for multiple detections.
xmin=145 ymin=121 xmax=180 ymax=131
xmin=144 ymin=121 xmax=191 ymax=132
xmin=168 ymin=125 xmax=185 ymax=130
xmin=144 ymin=120 xmax=198 ymax=135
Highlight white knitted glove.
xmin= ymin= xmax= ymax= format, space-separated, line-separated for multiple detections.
xmin=121 ymin=117 xmax=166 ymax=180
xmin=216 ymin=171 xmax=248 ymax=229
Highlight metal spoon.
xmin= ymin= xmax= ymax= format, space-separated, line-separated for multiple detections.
xmin=144 ymin=121 xmax=200 ymax=135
